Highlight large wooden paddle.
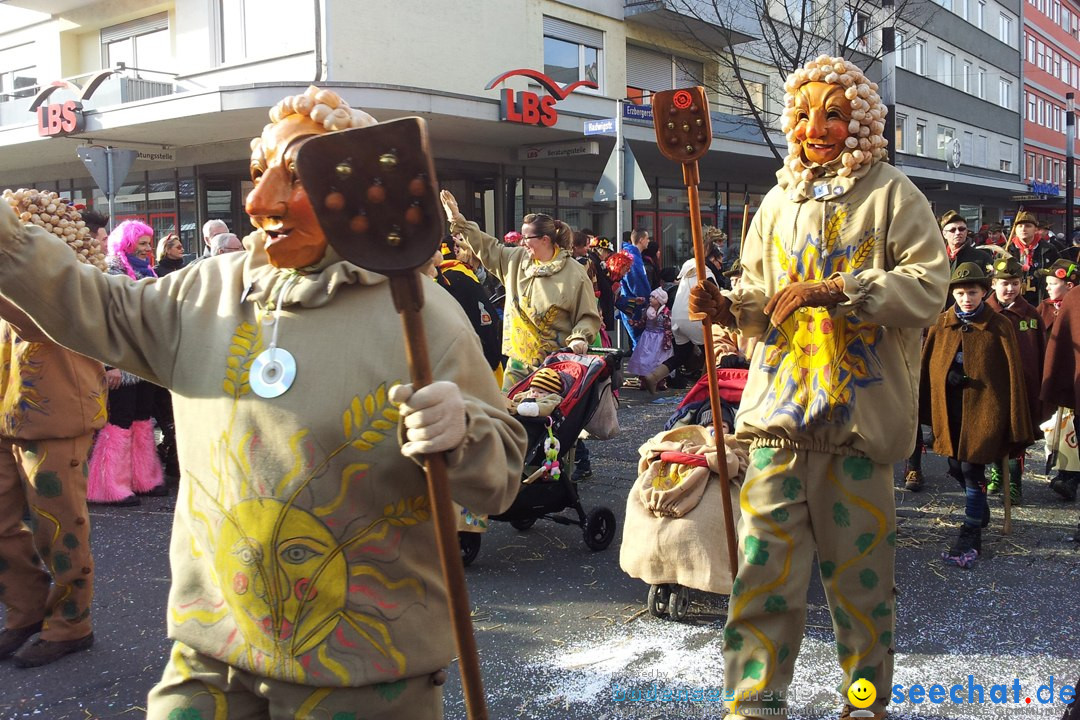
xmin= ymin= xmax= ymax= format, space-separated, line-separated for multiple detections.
xmin=295 ymin=118 xmax=488 ymax=719
xmin=650 ymin=87 xmax=738 ymax=578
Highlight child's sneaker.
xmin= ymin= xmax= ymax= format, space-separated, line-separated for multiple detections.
xmin=942 ymin=524 xmax=981 ymax=568
xmin=986 ymin=464 xmax=1001 ymax=493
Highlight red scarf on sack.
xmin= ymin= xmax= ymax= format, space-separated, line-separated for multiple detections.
xmin=1011 ymin=235 xmax=1040 ymax=271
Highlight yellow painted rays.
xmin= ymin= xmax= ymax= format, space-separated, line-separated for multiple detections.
xmin=761 ymin=206 xmax=883 ymax=429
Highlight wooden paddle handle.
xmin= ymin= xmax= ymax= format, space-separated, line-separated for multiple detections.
xmin=397 ymin=278 xmax=488 ymax=719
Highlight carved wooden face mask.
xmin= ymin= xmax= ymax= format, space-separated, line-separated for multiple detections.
xmin=791 ymin=81 xmax=854 ymax=167
xmin=246 ymin=114 xmax=330 ymax=269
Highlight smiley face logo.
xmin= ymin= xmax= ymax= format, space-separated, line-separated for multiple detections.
xmin=847 ymin=678 xmax=877 ymax=709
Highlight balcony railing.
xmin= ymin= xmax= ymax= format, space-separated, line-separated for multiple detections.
xmin=0 ymin=71 xmax=176 ymax=129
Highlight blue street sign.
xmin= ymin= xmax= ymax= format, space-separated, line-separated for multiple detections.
xmin=584 ymin=118 xmax=617 ymax=136
xmin=622 ymin=103 xmax=653 ymax=123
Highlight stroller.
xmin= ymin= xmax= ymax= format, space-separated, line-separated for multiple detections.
xmin=459 ymin=348 xmax=625 ymax=565
xmin=621 ymin=366 xmax=749 ymax=622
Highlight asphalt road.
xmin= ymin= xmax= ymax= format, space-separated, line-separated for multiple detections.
xmin=0 ymin=387 xmax=1077 ymax=719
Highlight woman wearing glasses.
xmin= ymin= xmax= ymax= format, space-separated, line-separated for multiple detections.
xmin=441 ymin=190 xmax=601 ymax=390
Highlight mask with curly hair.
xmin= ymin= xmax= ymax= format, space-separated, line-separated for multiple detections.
xmin=780 ymin=55 xmax=888 ymax=181
xmin=245 ymin=86 xmax=378 ymax=268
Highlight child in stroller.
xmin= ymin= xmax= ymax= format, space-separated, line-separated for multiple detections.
xmin=458 ymin=348 xmax=623 ymax=565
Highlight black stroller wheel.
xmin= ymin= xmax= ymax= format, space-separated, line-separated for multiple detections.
xmin=647 ymin=584 xmax=671 ymax=618
xmin=668 ymin=585 xmax=691 ymax=621
xmin=510 ymin=517 xmax=537 ymax=531
xmin=583 ymin=507 xmax=616 ymax=551
xmin=458 ymin=532 xmax=481 ymax=566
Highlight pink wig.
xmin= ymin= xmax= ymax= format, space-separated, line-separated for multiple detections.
xmin=107 ymin=220 xmax=155 ymax=279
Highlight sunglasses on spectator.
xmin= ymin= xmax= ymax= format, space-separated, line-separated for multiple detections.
xmin=945 ymin=226 xmax=968 ymax=233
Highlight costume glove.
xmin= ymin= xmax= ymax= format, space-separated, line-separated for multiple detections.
xmin=568 ymin=339 xmax=589 ymax=355
xmin=439 ymin=189 xmax=467 ymax=226
xmin=688 ymin=281 xmax=735 ymax=327
xmin=389 ymin=381 xmax=467 ymax=457
xmin=764 ymin=276 xmax=846 ymax=326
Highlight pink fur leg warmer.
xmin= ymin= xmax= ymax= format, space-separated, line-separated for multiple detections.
xmin=129 ymin=419 xmax=164 ymax=493
xmin=87 ymin=423 xmax=135 ymax=503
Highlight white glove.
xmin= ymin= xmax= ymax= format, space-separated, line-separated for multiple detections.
xmin=389 ymin=381 xmax=467 ymax=457
xmin=569 ymin=339 xmax=589 ymax=355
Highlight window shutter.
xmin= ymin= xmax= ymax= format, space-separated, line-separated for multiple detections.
xmin=101 ymin=12 xmax=169 ymax=44
xmin=543 ymin=16 xmax=603 ymax=48
xmin=627 ymin=45 xmax=672 ymax=90
xmin=674 ymin=58 xmax=704 ymax=88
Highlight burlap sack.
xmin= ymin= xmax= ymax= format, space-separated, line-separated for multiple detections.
xmin=583 ymin=376 xmax=620 ymax=439
xmin=620 ymin=427 xmax=748 ymax=595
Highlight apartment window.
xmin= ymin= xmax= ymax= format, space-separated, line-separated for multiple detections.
xmin=914 ymin=39 xmax=926 ymax=75
xmin=999 ymin=13 xmax=1013 ymax=43
xmin=895 ymin=31 xmax=907 ymax=68
xmin=937 ymin=125 xmax=956 ymax=160
xmin=784 ymin=0 xmax=808 ymax=24
xmin=963 ymin=131 xmax=974 ymax=166
xmin=1039 ymin=97 xmax=1046 ymax=125
xmin=0 ymin=43 xmax=36 ymax=101
xmin=999 ymin=78 xmax=1012 ymax=109
xmin=1027 ymin=35 xmax=1036 ymax=63
xmin=976 ymin=135 xmax=988 ymax=166
xmin=101 ymin=13 xmax=171 ymax=73
xmin=977 ymin=67 xmax=986 ymax=99
xmin=940 ymin=50 xmax=955 ymax=86
xmin=1026 ymin=152 xmax=1036 ymax=180
xmin=963 ymin=61 xmax=973 ymax=92
xmin=935 ymin=0 xmax=953 ymax=10
xmin=1000 ymin=142 xmax=1014 ymax=172
xmin=543 ymin=17 xmax=603 ymax=91
xmin=1056 ymin=105 xmax=1063 ymax=131
xmin=1054 ymin=52 xmax=1062 ymax=78
xmin=916 ymin=121 xmax=926 ymax=155
xmin=1028 ymin=92 xmax=1037 ymax=121
xmin=844 ymin=7 xmax=872 ymax=51
xmin=960 ymin=0 xmax=970 ymax=20
xmin=626 ymin=45 xmax=704 ymax=105
xmin=895 ymin=114 xmax=907 ymax=151
xmin=977 ymin=1 xmax=986 ymax=28
xmin=218 ymin=0 xmax=313 ymax=64
xmin=1064 ymin=59 xmax=1072 ymax=84
xmin=1055 ymin=159 xmax=1063 ymax=183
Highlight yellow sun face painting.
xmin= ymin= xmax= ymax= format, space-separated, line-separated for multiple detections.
xmin=171 ymin=317 xmax=428 ymax=684
xmin=760 ymin=205 xmax=883 ymax=429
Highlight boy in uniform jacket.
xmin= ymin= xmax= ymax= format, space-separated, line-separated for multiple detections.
xmin=984 ymin=256 xmax=1046 ymax=504
xmin=921 ymin=262 xmax=1034 ymax=567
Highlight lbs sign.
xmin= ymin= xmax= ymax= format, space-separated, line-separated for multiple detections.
xmin=486 ymin=69 xmax=597 ymax=127
xmin=37 ymin=100 xmax=84 ymax=137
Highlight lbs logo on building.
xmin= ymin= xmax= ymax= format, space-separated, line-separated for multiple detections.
xmin=486 ymin=69 xmax=597 ymax=127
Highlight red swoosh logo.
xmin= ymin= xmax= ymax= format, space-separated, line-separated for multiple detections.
xmin=485 ymin=68 xmax=598 ymax=100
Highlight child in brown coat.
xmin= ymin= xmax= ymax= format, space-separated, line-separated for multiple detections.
xmin=1038 ymin=258 xmax=1078 ymax=333
xmin=921 ymin=262 xmax=1034 ymax=567
xmin=985 ymin=256 xmax=1045 ymax=504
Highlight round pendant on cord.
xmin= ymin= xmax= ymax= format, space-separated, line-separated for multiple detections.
xmin=250 ymin=348 xmax=297 ymax=398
